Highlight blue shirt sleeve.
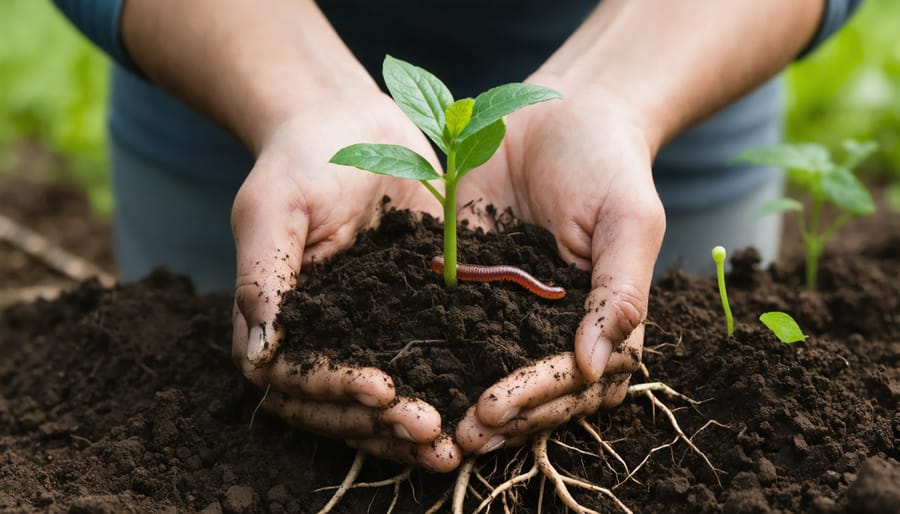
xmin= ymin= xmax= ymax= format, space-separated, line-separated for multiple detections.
xmin=51 ymin=0 xmax=137 ymax=71
xmin=799 ymin=0 xmax=864 ymax=57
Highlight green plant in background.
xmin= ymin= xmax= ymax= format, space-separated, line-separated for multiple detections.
xmin=712 ymin=245 xmax=807 ymax=344
xmin=0 ymin=0 xmax=110 ymax=213
xmin=736 ymin=140 xmax=877 ymax=289
xmin=786 ymin=0 xmax=900 ymax=206
xmin=330 ymin=56 xmax=560 ymax=287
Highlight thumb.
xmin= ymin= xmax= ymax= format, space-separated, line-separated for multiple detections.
xmin=231 ymin=176 xmax=306 ymax=368
xmin=575 ymin=199 xmax=664 ymax=381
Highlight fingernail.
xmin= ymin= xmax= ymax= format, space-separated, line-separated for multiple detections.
xmin=355 ymin=394 xmax=379 ymax=407
xmin=589 ymin=337 xmax=613 ymax=380
xmin=477 ymin=435 xmax=506 ymax=455
xmin=246 ymin=324 xmax=268 ymax=365
xmin=394 ymin=424 xmax=414 ymax=442
xmin=497 ymin=407 xmax=520 ymax=426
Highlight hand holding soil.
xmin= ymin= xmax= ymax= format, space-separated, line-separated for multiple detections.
xmin=455 ymin=78 xmax=662 ymax=453
xmin=229 ymin=91 xmax=461 ymax=471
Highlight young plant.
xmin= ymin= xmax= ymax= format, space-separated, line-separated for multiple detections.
xmin=735 ymin=140 xmax=878 ymax=289
xmin=712 ymin=246 xmax=807 ymax=344
xmin=759 ymin=312 xmax=807 ymax=344
xmin=329 ymin=55 xmax=561 ymax=288
xmin=711 ymin=246 xmax=734 ymax=336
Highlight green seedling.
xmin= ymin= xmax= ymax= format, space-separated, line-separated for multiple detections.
xmin=759 ymin=312 xmax=807 ymax=344
xmin=329 ymin=55 xmax=561 ymax=287
xmin=712 ymin=246 xmax=806 ymax=344
xmin=711 ymin=246 xmax=734 ymax=336
xmin=735 ymin=140 xmax=878 ymax=289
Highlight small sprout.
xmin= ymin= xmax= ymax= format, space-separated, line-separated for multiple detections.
xmin=330 ymin=55 xmax=561 ymax=288
xmin=759 ymin=312 xmax=807 ymax=344
xmin=711 ymin=246 xmax=734 ymax=337
xmin=735 ymin=140 xmax=878 ymax=289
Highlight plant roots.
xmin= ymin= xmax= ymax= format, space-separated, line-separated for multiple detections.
xmin=315 ymin=368 xmax=723 ymax=513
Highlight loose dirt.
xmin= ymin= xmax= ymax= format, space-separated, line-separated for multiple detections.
xmin=0 ymin=179 xmax=897 ymax=513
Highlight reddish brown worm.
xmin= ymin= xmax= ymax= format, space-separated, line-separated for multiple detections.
xmin=430 ymin=255 xmax=566 ymax=300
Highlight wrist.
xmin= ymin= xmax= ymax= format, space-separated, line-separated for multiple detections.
xmin=120 ymin=0 xmax=380 ymax=155
xmin=522 ymin=71 xmax=660 ymax=157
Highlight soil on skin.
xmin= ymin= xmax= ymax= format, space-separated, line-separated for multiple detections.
xmin=1 ymin=178 xmax=898 ymax=513
xmin=276 ymin=208 xmax=593 ymax=426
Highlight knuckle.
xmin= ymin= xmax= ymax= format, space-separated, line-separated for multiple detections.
xmin=607 ymin=282 xmax=648 ymax=342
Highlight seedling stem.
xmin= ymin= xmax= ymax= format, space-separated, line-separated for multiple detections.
xmin=711 ymin=246 xmax=734 ymax=336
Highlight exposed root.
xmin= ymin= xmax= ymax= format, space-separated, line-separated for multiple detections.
xmin=0 ymin=284 xmax=68 ymax=308
xmin=313 ymin=363 xmax=722 ymax=513
xmin=0 ymin=213 xmax=115 ymax=286
xmin=315 ymin=456 xmax=413 ymax=514
xmin=316 ymin=450 xmax=365 ymax=514
xmin=576 ymin=418 xmax=633 ymax=484
xmin=627 ymin=381 xmax=724 ymax=486
xmin=248 ymin=384 xmax=271 ymax=431
xmin=388 ymin=339 xmax=446 ymax=365
xmin=452 ymin=458 xmax=476 ymax=514
xmin=471 ymin=432 xmax=632 ymax=514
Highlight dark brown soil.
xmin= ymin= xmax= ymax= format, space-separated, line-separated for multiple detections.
xmin=0 ymin=176 xmax=113 ymax=296
xmin=1 ymin=178 xmax=898 ymax=513
xmin=276 ymin=208 xmax=591 ymax=425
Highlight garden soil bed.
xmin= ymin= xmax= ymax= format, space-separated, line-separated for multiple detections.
xmin=1 ymin=177 xmax=898 ymax=513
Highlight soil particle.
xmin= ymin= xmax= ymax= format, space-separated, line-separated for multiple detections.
xmin=222 ymin=485 xmax=262 ymax=514
xmin=276 ymin=209 xmax=591 ymax=425
xmin=842 ymin=457 xmax=900 ymax=514
xmin=1 ymin=179 xmax=898 ymax=513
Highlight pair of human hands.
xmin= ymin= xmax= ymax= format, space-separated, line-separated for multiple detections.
xmin=231 ymin=76 xmax=665 ymax=472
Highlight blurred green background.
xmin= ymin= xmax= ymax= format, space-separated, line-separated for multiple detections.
xmin=1 ymin=0 xmax=899 ymax=215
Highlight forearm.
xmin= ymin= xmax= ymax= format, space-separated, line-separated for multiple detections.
xmin=120 ymin=0 xmax=375 ymax=153
xmin=536 ymin=0 xmax=825 ymax=153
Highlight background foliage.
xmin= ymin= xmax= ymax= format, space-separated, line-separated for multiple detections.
xmin=1 ymin=0 xmax=898 ymax=214
xmin=0 ymin=0 xmax=110 ymax=212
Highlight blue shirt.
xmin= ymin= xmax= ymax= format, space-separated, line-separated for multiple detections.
xmin=54 ymin=0 xmax=863 ymax=211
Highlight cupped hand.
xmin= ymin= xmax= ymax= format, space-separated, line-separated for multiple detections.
xmin=455 ymin=77 xmax=665 ymax=454
xmin=230 ymin=90 xmax=460 ymax=471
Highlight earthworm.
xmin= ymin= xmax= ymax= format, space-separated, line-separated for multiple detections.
xmin=430 ymin=255 xmax=566 ymax=300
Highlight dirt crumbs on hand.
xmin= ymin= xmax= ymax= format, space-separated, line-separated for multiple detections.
xmin=276 ymin=209 xmax=591 ymax=425
xmin=1 ymin=206 xmax=898 ymax=512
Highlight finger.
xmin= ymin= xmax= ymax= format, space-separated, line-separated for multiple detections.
xmin=268 ymin=355 xmax=395 ymax=407
xmin=380 ymin=398 xmax=442 ymax=443
xmin=606 ymin=324 xmax=645 ymax=376
xmin=575 ymin=198 xmax=664 ymax=381
xmin=455 ymin=409 xmax=528 ymax=455
xmin=475 ymin=353 xmax=585 ymax=427
xmin=346 ymin=434 xmax=462 ymax=473
xmin=474 ymin=347 xmax=640 ymax=427
xmin=500 ymin=374 xmax=632 ymax=437
xmin=231 ymin=301 xmax=267 ymax=387
xmin=264 ymin=392 xmax=383 ymax=439
xmin=456 ymin=407 xmax=501 ymax=455
xmin=232 ymin=164 xmax=305 ymax=368
xmin=457 ymin=374 xmax=633 ymax=454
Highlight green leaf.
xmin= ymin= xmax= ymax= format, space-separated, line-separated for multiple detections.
xmin=759 ymin=312 xmax=807 ymax=344
xmin=821 ymin=166 xmax=875 ymax=215
xmin=459 ymin=83 xmax=561 ymax=140
xmin=734 ymin=143 xmax=834 ymax=173
xmin=841 ymin=139 xmax=878 ymax=169
xmin=455 ymin=118 xmax=506 ymax=178
xmin=752 ymin=197 xmax=804 ymax=219
xmin=886 ymin=182 xmax=900 ymax=212
xmin=382 ymin=55 xmax=454 ymax=153
xmin=444 ymin=98 xmax=475 ymax=143
xmin=330 ymin=143 xmax=440 ymax=180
